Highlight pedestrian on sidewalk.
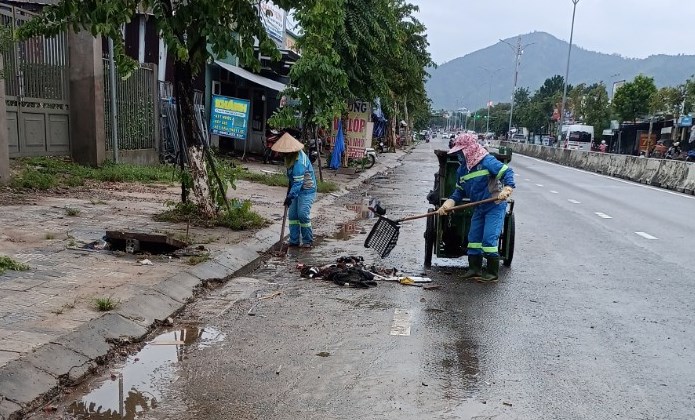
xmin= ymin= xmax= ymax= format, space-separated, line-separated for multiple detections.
xmin=272 ymin=133 xmax=317 ymax=248
xmin=437 ymin=133 xmax=516 ymax=282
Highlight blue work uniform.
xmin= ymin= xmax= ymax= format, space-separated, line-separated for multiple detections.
xmin=449 ymin=155 xmax=515 ymax=257
xmin=287 ymin=150 xmax=317 ymax=245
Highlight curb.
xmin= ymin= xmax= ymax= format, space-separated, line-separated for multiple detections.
xmin=0 ymin=150 xmax=406 ymax=420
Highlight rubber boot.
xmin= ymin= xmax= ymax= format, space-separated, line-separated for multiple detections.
xmin=478 ymin=257 xmax=500 ymax=283
xmin=461 ymin=255 xmax=483 ymax=279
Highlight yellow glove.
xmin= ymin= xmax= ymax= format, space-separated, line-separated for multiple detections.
xmin=497 ymin=186 xmax=513 ymax=202
xmin=437 ymin=199 xmax=456 ymax=215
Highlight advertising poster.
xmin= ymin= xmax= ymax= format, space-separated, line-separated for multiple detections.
xmin=330 ymin=100 xmax=372 ymax=160
xmin=210 ymin=95 xmax=251 ymax=140
xmin=259 ymin=0 xmax=285 ymax=45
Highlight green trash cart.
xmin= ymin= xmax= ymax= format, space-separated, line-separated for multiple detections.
xmin=423 ymin=147 xmax=516 ymax=268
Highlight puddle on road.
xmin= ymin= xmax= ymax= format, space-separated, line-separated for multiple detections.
xmin=64 ymin=326 xmax=225 ymax=419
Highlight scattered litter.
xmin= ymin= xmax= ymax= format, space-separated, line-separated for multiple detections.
xmin=503 ymin=402 xmax=513 ymax=407
xmin=84 ymin=239 xmax=110 ymax=251
xmin=276 ymin=366 xmax=282 ymax=375
xmin=258 ymin=291 xmax=282 ymax=300
xmin=316 ymin=352 xmax=331 ymax=357
xmin=421 ymin=382 xmax=428 ymax=387
xmin=423 ymin=285 xmax=440 ymax=291
xmin=138 ymin=259 xmax=153 ymax=266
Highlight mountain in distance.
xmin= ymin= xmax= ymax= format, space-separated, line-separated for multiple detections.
xmin=426 ymin=31 xmax=695 ymax=111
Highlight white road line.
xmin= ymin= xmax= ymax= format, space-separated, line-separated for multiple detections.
xmin=535 ymin=184 xmax=544 ymax=187
xmin=568 ymin=199 xmax=581 ymax=204
xmin=550 ymin=190 xmax=559 ymax=194
xmin=595 ymin=212 xmax=613 ymax=219
xmin=515 ymin=154 xmax=695 ymax=201
xmin=390 ymin=308 xmax=412 ymax=336
xmin=635 ymin=232 xmax=658 ymax=240
xmin=524 ymin=178 xmax=531 ymax=182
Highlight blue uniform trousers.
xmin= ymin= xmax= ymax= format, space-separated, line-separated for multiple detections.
xmin=288 ymin=191 xmax=316 ymax=245
xmin=467 ymin=202 xmax=506 ymax=257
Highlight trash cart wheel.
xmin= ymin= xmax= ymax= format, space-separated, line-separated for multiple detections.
xmin=502 ymin=212 xmax=515 ymax=267
xmin=424 ymin=208 xmax=435 ymax=268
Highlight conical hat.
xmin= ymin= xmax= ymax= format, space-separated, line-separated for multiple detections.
xmin=271 ymin=132 xmax=304 ymax=153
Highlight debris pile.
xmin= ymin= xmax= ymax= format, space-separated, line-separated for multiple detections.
xmin=298 ymin=256 xmax=432 ymax=289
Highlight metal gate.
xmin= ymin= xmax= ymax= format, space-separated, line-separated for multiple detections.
xmin=1 ymin=4 xmax=70 ymax=157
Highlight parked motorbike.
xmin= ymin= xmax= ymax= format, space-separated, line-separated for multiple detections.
xmin=307 ymin=138 xmax=321 ymax=164
xmin=375 ymin=138 xmax=386 ymax=154
xmin=686 ymin=150 xmax=695 ymax=162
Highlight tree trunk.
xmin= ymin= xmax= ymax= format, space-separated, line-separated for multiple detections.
xmin=174 ymin=59 xmax=216 ymax=218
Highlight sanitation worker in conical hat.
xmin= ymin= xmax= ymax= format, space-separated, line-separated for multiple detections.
xmin=437 ymin=133 xmax=516 ymax=282
xmin=272 ymin=132 xmax=317 ymax=248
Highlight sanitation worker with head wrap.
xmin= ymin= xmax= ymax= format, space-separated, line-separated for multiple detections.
xmin=437 ymin=133 xmax=515 ymax=282
xmin=271 ymin=132 xmax=317 ymax=248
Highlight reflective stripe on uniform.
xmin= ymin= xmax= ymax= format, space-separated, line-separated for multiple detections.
xmin=496 ymin=165 xmax=508 ymax=180
xmin=482 ymin=246 xmax=498 ymax=253
xmin=468 ymin=242 xmax=482 ymax=249
xmin=463 ymin=169 xmax=490 ymax=181
xmin=300 ymin=222 xmax=312 ymax=228
xmin=289 ymin=220 xmax=300 ymax=225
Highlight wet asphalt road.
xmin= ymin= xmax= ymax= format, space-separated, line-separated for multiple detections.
xmin=34 ymin=139 xmax=695 ymax=420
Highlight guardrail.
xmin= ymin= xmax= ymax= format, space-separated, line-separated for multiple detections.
xmin=501 ymin=141 xmax=695 ymax=195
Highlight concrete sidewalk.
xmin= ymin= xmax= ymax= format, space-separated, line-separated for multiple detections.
xmin=0 ymin=150 xmax=407 ymax=419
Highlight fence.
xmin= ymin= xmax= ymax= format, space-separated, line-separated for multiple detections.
xmin=1 ymin=4 xmax=71 ymax=157
xmin=103 ymin=59 xmax=158 ymax=151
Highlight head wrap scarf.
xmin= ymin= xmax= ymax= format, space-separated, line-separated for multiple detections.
xmin=448 ymin=133 xmax=489 ymax=170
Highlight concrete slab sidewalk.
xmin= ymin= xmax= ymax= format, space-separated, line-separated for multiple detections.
xmin=0 ymin=149 xmax=408 ymax=419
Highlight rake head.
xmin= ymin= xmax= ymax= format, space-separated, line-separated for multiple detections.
xmin=364 ymin=216 xmax=400 ymax=258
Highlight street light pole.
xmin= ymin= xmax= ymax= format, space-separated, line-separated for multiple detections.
xmin=557 ymin=0 xmax=580 ymax=147
xmin=500 ymin=37 xmax=533 ymax=139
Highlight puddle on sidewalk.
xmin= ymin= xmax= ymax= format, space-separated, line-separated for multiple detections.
xmin=62 ymin=326 xmax=225 ymax=419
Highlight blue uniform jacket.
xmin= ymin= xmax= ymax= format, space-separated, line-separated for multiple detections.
xmin=449 ymin=155 xmax=515 ymax=206
xmin=287 ymin=150 xmax=317 ymax=199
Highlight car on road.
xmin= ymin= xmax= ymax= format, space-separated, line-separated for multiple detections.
xmin=511 ymin=134 xmax=527 ymax=143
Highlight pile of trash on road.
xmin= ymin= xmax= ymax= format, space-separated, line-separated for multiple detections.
xmin=297 ymin=255 xmax=432 ymax=289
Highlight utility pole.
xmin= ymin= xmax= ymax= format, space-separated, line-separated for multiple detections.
xmin=557 ymin=0 xmax=580 ymax=147
xmin=479 ymin=66 xmax=503 ymax=134
xmin=500 ymin=37 xmax=533 ymax=139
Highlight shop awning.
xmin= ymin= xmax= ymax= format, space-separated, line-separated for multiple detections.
xmin=215 ymin=60 xmax=286 ymax=92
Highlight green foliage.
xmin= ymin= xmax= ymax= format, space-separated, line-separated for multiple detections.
xmin=10 ymin=157 xmax=176 ymax=190
xmin=64 ymin=207 xmax=81 ymax=217
xmin=0 ymin=256 xmax=29 ymax=275
xmin=612 ymin=74 xmax=658 ymax=123
xmin=187 ymin=254 xmax=210 ymax=265
xmin=651 ymin=86 xmax=685 ymax=116
xmin=94 ymin=297 xmax=119 ymax=312
xmin=154 ymin=199 xmax=268 ymax=231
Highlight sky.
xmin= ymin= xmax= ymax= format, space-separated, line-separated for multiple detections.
xmin=409 ymin=0 xmax=695 ymax=65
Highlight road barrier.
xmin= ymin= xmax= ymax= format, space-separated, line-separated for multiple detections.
xmin=500 ymin=142 xmax=695 ymax=195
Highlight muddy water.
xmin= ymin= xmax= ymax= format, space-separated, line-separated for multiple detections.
xmin=33 ymin=326 xmax=225 ymax=420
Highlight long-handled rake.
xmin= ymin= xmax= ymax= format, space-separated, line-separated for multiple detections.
xmin=364 ymin=197 xmax=499 ymax=258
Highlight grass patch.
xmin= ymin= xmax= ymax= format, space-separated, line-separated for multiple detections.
xmin=187 ymin=254 xmax=210 ymax=265
xmin=154 ymin=200 xmax=268 ymax=231
xmin=45 ymin=232 xmax=56 ymax=240
xmin=67 ymin=239 xmax=77 ymax=247
xmin=94 ymin=297 xmax=119 ymax=312
xmin=0 ymin=256 xmax=29 ymax=275
xmin=10 ymin=156 xmax=176 ymax=190
xmin=50 ymin=299 xmax=77 ymax=315
xmin=64 ymin=207 xmax=81 ymax=216
xmin=235 ymin=168 xmax=339 ymax=194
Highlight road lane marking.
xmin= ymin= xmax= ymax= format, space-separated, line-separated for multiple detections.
xmin=568 ymin=199 xmax=581 ymax=204
xmin=550 ymin=190 xmax=559 ymax=194
xmin=390 ymin=308 xmax=412 ymax=336
xmin=535 ymin=184 xmax=544 ymax=187
xmin=595 ymin=212 xmax=613 ymax=219
xmin=515 ymin=154 xmax=695 ymax=201
xmin=524 ymin=178 xmax=531 ymax=182
xmin=635 ymin=232 xmax=658 ymax=240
